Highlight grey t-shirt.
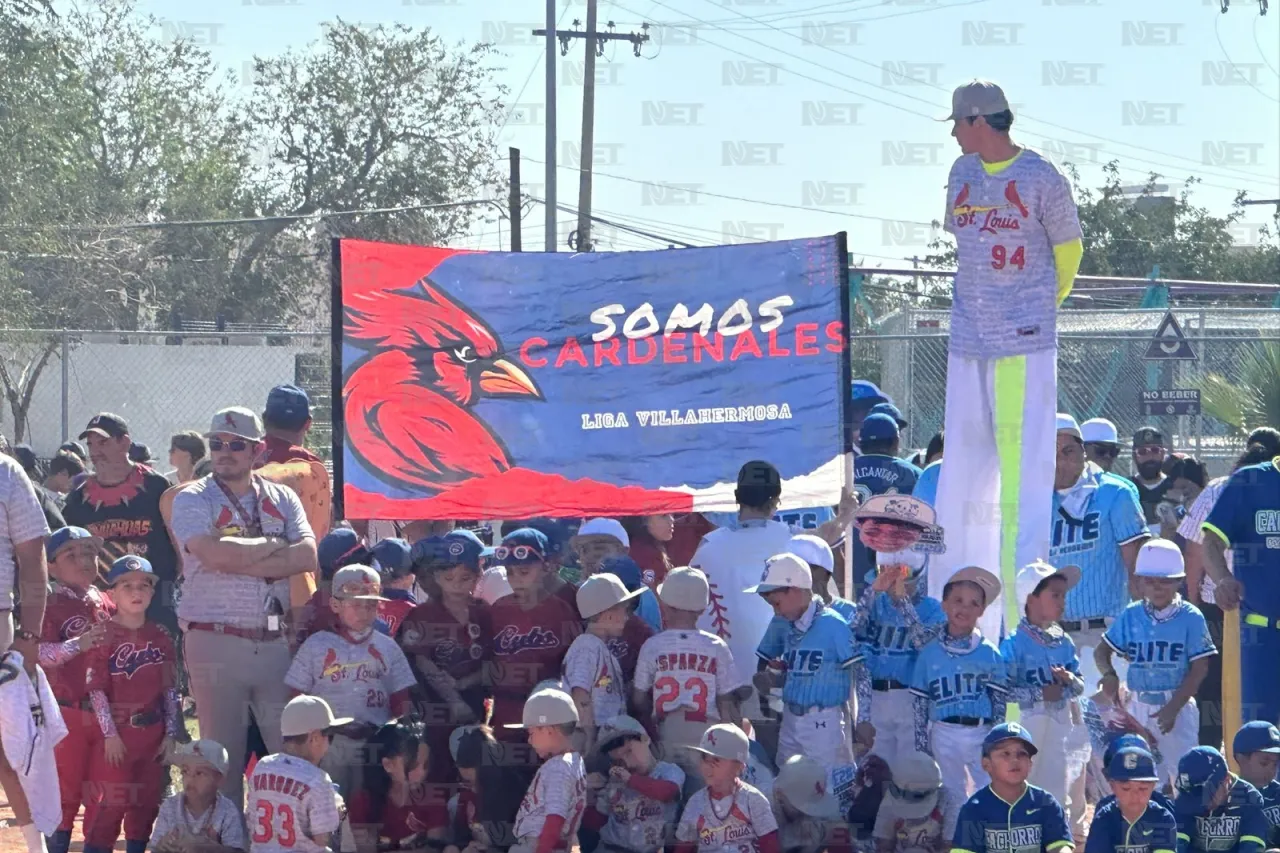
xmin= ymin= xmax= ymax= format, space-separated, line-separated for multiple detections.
xmin=171 ymin=475 xmax=313 ymax=630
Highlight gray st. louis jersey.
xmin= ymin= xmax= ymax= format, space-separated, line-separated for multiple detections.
xmin=943 ymin=149 xmax=1082 ymax=359
xmin=246 ymin=753 xmax=343 ymax=853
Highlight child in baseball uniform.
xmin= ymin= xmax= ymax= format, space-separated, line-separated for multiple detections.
xmin=81 ymin=556 xmax=182 ymax=853
xmin=750 ymin=553 xmax=859 ymax=770
xmin=346 ymin=717 xmax=450 ymax=852
xmin=40 ymin=526 xmax=113 ymax=853
xmin=851 ymin=549 xmax=946 ymax=763
xmin=772 ymin=755 xmax=852 ymax=853
xmin=674 ymin=724 xmax=780 ymax=853
xmin=632 ymin=566 xmax=749 ymax=792
xmin=1084 ymin=747 xmax=1176 ymax=853
xmin=582 ymin=715 xmax=683 ymax=853
xmin=502 ymin=687 xmax=588 ymax=853
xmin=285 ymin=565 xmax=417 ymax=800
xmin=873 ymin=753 xmax=958 ymax=853
xmin=1230 ymin=722 xmax=1280 ymax=848
xmin=1093 ymin=734 xmax=1173 ymax=816
xmin=149 ymin=740 xmax=247 ymax=853
xmin=564 ymin=573 xmax=643 ymax=755
xmin=1172 ymin=747 xmax=1268 ymax=853
xmin=787 ymin=534 xmax=855 ymax=621
xmin=1000 ymin=560 xmax=1084 ymax=815
xmin=247 ymin=695 xmax=348 ymax=853
xmin=909 ymin=566 xmax=1009 ymax=802
xmin=1095 ymin=540 xmax=1216 ymax=790
xmin=951 ymin=723 xmax=1073 ymax=853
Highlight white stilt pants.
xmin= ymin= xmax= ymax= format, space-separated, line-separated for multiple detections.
xmin=932 ymin=721 xmax=991 ymax=805
xmin=1129 ymin=695 xmax=1199 ymax=791
xmin=930 ymin=349 xmax=1058 ymax=639
xmin=778 ymin=705 xmax=853 ymax=770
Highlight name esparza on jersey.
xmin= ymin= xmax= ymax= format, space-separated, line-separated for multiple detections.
xmin=655 ymin=653 xmax=720 ymax=674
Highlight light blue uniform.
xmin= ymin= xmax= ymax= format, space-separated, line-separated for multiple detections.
xmin=856 ymin=593 xmax=947 ymax=685
xmin=1000 ymin=626 xmax=1083 ymax=710
xmin=1103 ymin=600 xmax=1216 ymax=695
xmin=758 ymin=596 xmax=856 ymax=661
xmin=758 ymin=604 xmax=857 ymax=709
xmin=913 ymin=460 xmax=942 ymax=508
xmin=1053 ymin=469 xmax=1148 ymax=622
xmin=911 ymin=637 xmax=1009 ymax=721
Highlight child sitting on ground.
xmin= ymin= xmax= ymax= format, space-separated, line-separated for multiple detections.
xmin=1230 ymin=722 xmax=1280 ymax=850
xmin=1172 ymin=747 xmax=1268 ymax=853
xmin=1083 ymin=746 xmax=1176 ymax=853
xmin=149 ymin=740 xmax=247 ymax=853
xmin=583 ymin=716 xmax=683 ymax=853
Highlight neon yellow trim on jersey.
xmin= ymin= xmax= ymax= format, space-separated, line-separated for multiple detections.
xmin=1177 ymin=834 xmax=1191 ymax=842
xmin=1054 ymin=238 xmax=1083 ymax=306
xmin=1245 ymin=613 xmax=1269 ymax=628
xmin=953 ymin=848 xmax=980 ymax=853
xmin=1154 ymin=848 xmax=1175 ymax=853
xmin=1240 ymin=836 xmax=1266 ymax=849
xmin=1046 ymin=843 xmax=1073 ymax=852
xmin=1202 ymin=521 xmax=1230 ymax=546
xmin=995 ymin=356 xmax=1026 ymax=641
xmin=981 ymin=150 xmax=1025 ymax=175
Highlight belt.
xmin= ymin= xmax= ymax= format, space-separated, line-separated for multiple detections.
xmin=185 ymin=622 xmax=283 ymax=642
xmin=1136 ymin=691 xmax=1174 ymax=706
xmin=871 ymin=679 xmax=908 ymax=691
xmin=785 ymin=702 xmax=841 ymax=716
xmin=57 ymin=698 xmax=93 ymax=712
xmin=1060 ymin=618 xmax=1108 ymax=633
xmin=127 ymin=708 xmax=163 ymax=728
xmin=940 ymin=716 xmax=991 ymax=727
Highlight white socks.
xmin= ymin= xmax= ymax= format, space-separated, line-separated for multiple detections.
xmin=20 ymin=823 xmax=48 ymax=853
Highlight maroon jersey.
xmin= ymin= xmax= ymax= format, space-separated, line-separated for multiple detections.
xmin=379 ymin=594 xmax=416 ymax=638
xmin=488 ymin=595 xmax=580 ymax=729
xmin=400 ymin=599 xmax=492 ymax=682
xmin=299 ymin=588 xmax=415 ymax=642
xmin=42 ymin=583 xmax=114 ymax=704
xmin=607 ymin=613 xmax=655 ymax=683
xmin=85 ymin=621 xmax=175 ymax=725
xmin=549 ymin=580 xmax=581 ymax=619
xmin=347 ymin=784 xmax=450 ymax=845
xmin=255 ymin=434 xmax=323 ymax=467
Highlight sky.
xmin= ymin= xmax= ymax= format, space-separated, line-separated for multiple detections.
xmin=126 ymin=0 xmax=1280 ymax=267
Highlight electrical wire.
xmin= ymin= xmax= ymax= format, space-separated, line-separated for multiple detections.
xmin=1216 ymin=11 xmax=1280 ymax=103
xmin=1253 ymin=14 xmax=1280 ymax=77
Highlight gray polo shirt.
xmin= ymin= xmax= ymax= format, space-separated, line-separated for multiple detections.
xmin=0 ymin=455 xmax=51 ymax=610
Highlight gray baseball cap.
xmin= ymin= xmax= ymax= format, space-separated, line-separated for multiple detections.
xmin=503 ymin=687 xmax=579 ymax=729
xmin=657 ymin=566 xmax=710 ymax=612
xmin=941 ymin=79 xmax=1010 ymax=121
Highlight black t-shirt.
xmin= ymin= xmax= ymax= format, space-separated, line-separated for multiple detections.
xmin=62 ymin=464 xmax=177 ymax=584
xmin=1130 ymin=474 xmax=1174 ymax=525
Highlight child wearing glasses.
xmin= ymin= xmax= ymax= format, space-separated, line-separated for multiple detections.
xmin=873 ymin=753 xmax=956 ymax=853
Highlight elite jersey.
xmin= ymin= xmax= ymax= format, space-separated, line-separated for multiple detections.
xmin=85 ymin=620 xmax=175 ymax=725
xmin=756 ymin=601 xmax=857 ymax=709
xmin=346 ymin=783 xmax=450 ymax=845
xmin=910 ymin=635 xmax=1008 ymax=721
xmin=63 ymin=465 xmax=177 ymax=585
xmin=633 ymin=628 xmax=746 ymax=722
xmin=488 ymin=595 xmax=580 ymax=730
xmin=149 ymin=792 xmax=248 ymax=851
xmin=943 ymin=148 xmax=1082 ymax=360
xmin=1175 ymin=777 xmax=1268 ymax=853
xmin=675 ymin=780 xmax=778 ymax=853
xmin=1255 ymin=780 xmax=1280 ymax=847
xmin=1102 ymin=599 xmax=1216 ymax=694
xmin=284 ymin=629 xmax=416 ymax=725
xmin=857 ymin=592 xmax=947 ymax=684
xmin=1053 ymin=468 xmax=1149 ymax=622
xmin=1084 ymin=799 xmax=1177 ymax=853
xmin=41 ymin=582 xmax=114 ymax=704
xmin=1204 ymin=461 xmax=1280 ymax=622
xmin=513 ymin=752 xmax=587 ymax=845
xmin=595 ymin=761 xmax=685 ymax=853
xmin=700 ymin=507 xmax=834 ymax=534
xmin=1000 ymin=623 xmax=1082 ymax=710
xmin=246 ymin=753 xmax=343 ymax=853
xmin=562 ymin=632 xmax=626 ymax=725
xmin=952 ymin=784 xmax=1073 ymax=853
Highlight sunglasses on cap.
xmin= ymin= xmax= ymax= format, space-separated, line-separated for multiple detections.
xmin=208 ymin=438 xmax=252 ymax=452
xmin=494 ymin=544 xmax=543 ymax=562
xmin=888 ymin=781 xmax=940 ymax=802
xmin=1086 ymin=443 xmax=1120 ymax=458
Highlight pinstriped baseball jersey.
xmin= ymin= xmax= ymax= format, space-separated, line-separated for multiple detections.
xmin=757 ymin=601 xmax=857 ymax=709
xmin=910 ymin=636 xmax=1008 ymax=720
xmin=675 ymin=781 xmax=777 ymax=853
xmin=513 ymin=752 xmax=587 ymax=844
xmin=562 ymin=632 xmax=626 ymax=725
xmin=595 ymin=760 xmax=685 ymax=853
xmin=1053 ymin=469 xmax=1148 ymax=621
xmin=856 ymin=593 xmax=947 ymax=684
xmin=246 ymin=753 xmax=342 ymax=853
xmin=943 ymin=149 xmax=1082 ymax=359
xmin=757 ymin=597 xmax=856 ymax=659
xmin=1103 ymin=600 xmax=1216 ymax=694
xmin=633 ymin=629 xmax=747 ymax=722
xmin=284 ymin=630 xmax=416 ymax=725
xmin=999 ymin=624 xmax=1081 ymax=709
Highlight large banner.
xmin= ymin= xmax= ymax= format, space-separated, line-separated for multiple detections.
xmin=333 ymin=236 xmax=851 ymax=520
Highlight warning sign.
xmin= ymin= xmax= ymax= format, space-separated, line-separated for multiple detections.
xmin=1144 ymin=312 xmax=1197 ymax=361
xmin=1140 ymin=389 xmax=1201 ymax=416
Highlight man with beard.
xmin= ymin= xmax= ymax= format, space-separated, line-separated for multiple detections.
xmin=1129 ymin=427 xmax=1172 ymax=527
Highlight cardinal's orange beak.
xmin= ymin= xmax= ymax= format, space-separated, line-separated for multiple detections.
xmin=479 ymin=358 xmax=543 ymax=400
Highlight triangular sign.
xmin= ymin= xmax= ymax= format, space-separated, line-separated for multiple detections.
xmin=1144 ymin=311 xmax=1197 ymax=360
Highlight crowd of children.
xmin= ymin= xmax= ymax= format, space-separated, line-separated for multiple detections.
xmin=27 ymin=517 xmax=1280 ymax=853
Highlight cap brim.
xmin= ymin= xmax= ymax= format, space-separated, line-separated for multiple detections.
xmin=480 ymin=546 xmax=496 ymax=557
xmin=854 ymin=510 xmax=931 ymax=530
xmin=1115 ymin=772 xmax=1160 ymax=782
xmin=984 ymin=737 xmax=1037 ymax=758
xmin=792 ymin=792 xmax=842 ymax=820
xmin=744 ymin=583 xmax=789 ymax=595
xmin=337 ymin=594 xmax=390 ymax=602
xmin=1136 ymin=570 xmax=1187 ymax=580
xmin=173 ymin=752 xmax=226 ymax=774
xmin=327 ymin=716 xmax=357 ymax=730
xmin=889 ymin=790 xmax=940 ymax=820
xmin=1055 ymin=565 xmax=1082 ymax=591
xmin=108 ymin=570 xmax=156 ymax=586
xmin=598 ymin=730 xmax=644 ymax=754
xmin=78 ymin=428 xmax=111 ymax=440
xmin=204 ymin=430 xmax=260 ymax=441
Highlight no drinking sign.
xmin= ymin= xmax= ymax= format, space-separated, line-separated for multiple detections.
xmin=1140 ymin=389 xmax=1201 ymax=416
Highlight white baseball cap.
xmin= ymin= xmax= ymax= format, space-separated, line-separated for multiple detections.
xmin=686 ymin=723 xmax=749 ymax=764
xmin=280 ymin=695 xmax=355 ymax=737
xmin=572 ymin=518 xmax=630 ymax=548
xmin=331 ymin=565 xmax=388 ymax=601
xmin=1135 ymin=538 xmax=1186 ymax=579
xmin=576 ymin=572 xmax=644 ymax=619
xmin=787 ymin=534 xmax=834 ymax=573
xmin=206 ymin=406 xmax=265 ymax=442
xmin=597 ymin=715 xmax=649 ymax=753
xmin=658 ymin=566 xmax=710 ymax=612
xmin=1056 ymin=413 xmax=1082 ymax=439
xmin=744 ymin=553 xmax=813 ymax=595
xmin=887 ymin=753 xmax=943 ymax=819
xmin=1081 ymin=418 xmax=1119 ymax=444
xmin=775 ymin=756 xmax=841 ymax=819
xmin=1015 ymin=560 xmax=1081 ymax=604
xmin=504 ymin=687 xmax=579 ymax=729
xmin=476 ymin=566 xmax=514 ymax=605
xmin=947 ymin=565 xmax=1002 ymax=607
xmin=174 ymin=739 xmax=229 ymax=775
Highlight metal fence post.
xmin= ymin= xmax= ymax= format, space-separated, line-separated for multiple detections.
xmin=60 ymin=330 xmax=69 ymax=443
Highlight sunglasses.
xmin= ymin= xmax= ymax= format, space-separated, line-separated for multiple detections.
xmin=494 ymin=545 xmax=543 ymax=562
xmin=1086 ymin=443 xmax=1120 ymax=458
xmin=888 ymin=782 xmax=940 ymax=802
xmin=208 ymin=438 xmax=252 ymax=452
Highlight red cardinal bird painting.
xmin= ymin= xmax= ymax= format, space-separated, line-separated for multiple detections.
xmin=342 ymin=277 xmax=544 ymax=495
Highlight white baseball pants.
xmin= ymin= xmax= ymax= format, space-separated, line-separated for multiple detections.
xmin=1129 ymin=695 xmax=1199 ymax=790
xmin=1023 ymin=705 xmax=1073 ymax=812
xmin=932 ymin=721 xmax=991 ymax=804
xmin=931 ymin=349 xmax=1057 ymax=640
xmin=778 ymin=705 xmax=853 ymax=770
xmin=868 ymin=688 xmax=917 ymax=763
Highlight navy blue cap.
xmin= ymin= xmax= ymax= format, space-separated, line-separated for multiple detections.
xmin=1103 ymin=733 xmax=1152 ymax=770
xmin=859 ymin=413 xmax=900 ymax=443
xmin=523 ymin=518 xmax=571 ymax=557
xmin=1234 ymin=721 xmax=1280 ymax=756
xmin=1108 ymin=747 xmax=1159 ymax=782
xmin=106 ymin=554 xmax=155 ymax=586
xmin=982 ymin=722 xmax=1037 ymax=756
xmin=1175 ymin=747 xmax=1230 ymax=808
xmin=264 ymin=384 xmax=312 ymax=429
xmin=499 ymin=527 xmax=549 ymax=563
xmin=851 ymin=380 xmax=890 ymax=405
xmin=128 ymin=442 xmax=153 ymax=464
xmin=317 ymin=528 xmax=370 ymax=578
xmin=46 ymin=526 xmax=101 ymax=562
xmin=370 ymin=538 xmax=412 ymax=579
xmin=11 ymin=444 xmax=37 ymax=475
xmin=413 ymin=529 xmax=492 ymax=571
xmin=869 ymin=402 xmax=908 ymax=428
xmin=59 ymin=440 xmax=87 ymax=460
xmin=602 ymin=555 xmax=645 ymax=592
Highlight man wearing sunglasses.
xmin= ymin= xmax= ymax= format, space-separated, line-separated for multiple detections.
xmin=1080 ymin=418 xmax=1121 ymax=473
xmin=170 ymin=406 xmax=318 ymax=804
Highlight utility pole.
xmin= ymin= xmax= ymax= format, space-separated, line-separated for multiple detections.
xmin=1242 ymin=198 xmax=1280 ymax=215
xmin=543 ymin=0 xmax=556 ymax=252
xmin=535 ymin=17 xmax=647 ymax=252
xmin=508 ymin=147 xmax=522 ymax=252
